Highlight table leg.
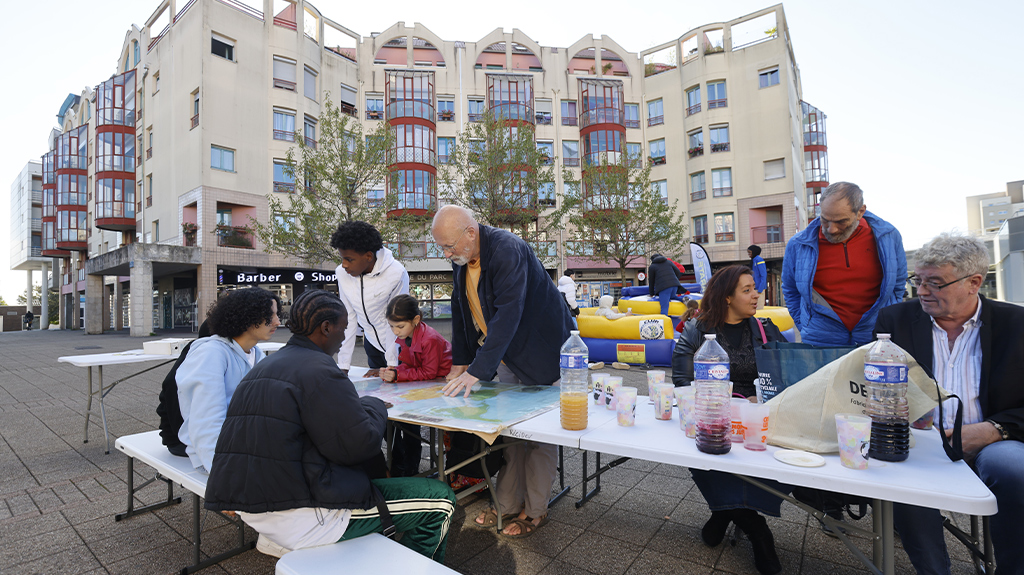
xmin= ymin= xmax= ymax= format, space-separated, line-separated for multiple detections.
xmin=872 ymin=499 xmax=895 ymax=575
xmin=83 ymin=367 xmax=93 ymax=444
xmin=98 ymin=366 xmax=111 ymax=454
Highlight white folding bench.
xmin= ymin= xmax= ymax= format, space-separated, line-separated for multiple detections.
xmin=275 ymin=533 xmax=460 ymax=575
xmin=115 ymin=431 xmax=254 ymax=574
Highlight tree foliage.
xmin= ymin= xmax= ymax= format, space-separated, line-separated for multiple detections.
xmin=438 ymin=110 xmax=558 ymax=261
xmin=554 ymin=152 xmax=689 ymax=282
xmin=249 ymin=98 xmax=418 ymax=266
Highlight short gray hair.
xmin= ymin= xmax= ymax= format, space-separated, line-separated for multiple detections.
xmin=913 ymin=232 xmax=989 ymax=278
xmin=820 ymin=182 xmax=864 ymax=212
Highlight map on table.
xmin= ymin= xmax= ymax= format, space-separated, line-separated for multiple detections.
xmin=353 ymin=378 xmax=560 ymax=435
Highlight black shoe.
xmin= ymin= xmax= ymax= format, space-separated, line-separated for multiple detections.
xmin=701 ymin=510 xmax=737 ymax=546
xmin=733 ymin=510 xmax=782 ymax=575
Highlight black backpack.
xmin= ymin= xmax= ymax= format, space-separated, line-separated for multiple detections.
xmin=156 ymin=322 xmax=210 ymax=457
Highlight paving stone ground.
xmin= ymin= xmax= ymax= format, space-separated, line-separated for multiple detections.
xmin=0 ymin=327 xmax=980 ymax=575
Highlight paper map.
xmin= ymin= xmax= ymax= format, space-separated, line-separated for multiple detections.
xmin=353 ymin=378 xmax=560 ymax=435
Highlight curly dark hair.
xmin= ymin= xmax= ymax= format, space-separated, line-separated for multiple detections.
xmin=287 ymin=289 xmax=347 ymax=336
xmin=206 ymin=288 xmax=281 ymax=339
xmin=386 ymin=294 xmax=421 ymax=322
xmin=698 ymin=265 xmax=753 ymax=330
xmin=329 ymin=220 xmax=383 ymax=254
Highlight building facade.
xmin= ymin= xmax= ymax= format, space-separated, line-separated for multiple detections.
xmin=9 ymin=160 xmax=53 ymax=326
xmin=32 ymin=0 xmax=825 ymax=333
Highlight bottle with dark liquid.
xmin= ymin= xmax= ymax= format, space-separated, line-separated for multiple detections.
xmin=694 ymin=335 xmax=732 ymax=455
xmin=864 ymin=334 xmax=910 ymax=462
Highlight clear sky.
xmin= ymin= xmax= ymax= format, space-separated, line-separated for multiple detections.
xmin=2 ymin=0 xmax=1023 ymax=303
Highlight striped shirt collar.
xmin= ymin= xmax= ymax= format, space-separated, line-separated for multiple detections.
xmin=928 ymin=295 xmax=983 ymax=332
xmin=929 ymin=296 xmax=984 ymax=428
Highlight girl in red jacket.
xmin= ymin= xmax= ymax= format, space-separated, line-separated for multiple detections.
xmin=381 ymin=295 xmax=453 ymax=477
xmin=381 ymin=295 xmax=453 ymax=383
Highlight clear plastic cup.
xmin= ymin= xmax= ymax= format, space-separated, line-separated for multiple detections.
xmin=730 ymin=398 xmax=748 ymax=443
xmin=836 ymin=413 xmax=871 ymax=469
xmin=592 ymin=373 xmax=610 ymax=405
xmin=674 ymin=386 xmax=697 ymax=438
xmin=646 ymin=370 xmax=666 ymax=402
xmin=741 ymin=402 xmax=770 ymax=451
xmin=653 ymin=383 xmax=674 ymax=420
xmin=616 ymin=387 xmax=638 ymax=426
xmin=605 ymin=377 xmax=623 ymax=410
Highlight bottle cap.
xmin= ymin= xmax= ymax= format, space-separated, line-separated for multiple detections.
xmin=705 ymin=334 xmax=716 ymax=340
xmin=877 ymin=334 xmax=890 ymax=339
xmin=571 ymin=330 xmax=580 ymax=335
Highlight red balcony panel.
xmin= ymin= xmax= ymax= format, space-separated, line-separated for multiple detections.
xmin=686 ymin=104 xmax=701 ymax=116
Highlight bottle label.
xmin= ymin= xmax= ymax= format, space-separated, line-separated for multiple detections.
xmin=560 ymin=354 xmax=588 ymax=369
xmin=863 ymin=362 xmax=907 ymax=384
xmin=694 ymin=361 xmax=730 ymax=381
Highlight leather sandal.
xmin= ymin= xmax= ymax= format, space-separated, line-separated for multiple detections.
xmin=470 ymin=509 xmax=517 ymax=530
xmin=501 ymin=515 xmax=548 ymax=539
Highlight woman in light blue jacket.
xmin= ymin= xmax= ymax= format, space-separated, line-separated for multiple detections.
xmin=176 ymin=288 xmax=281 ymax=472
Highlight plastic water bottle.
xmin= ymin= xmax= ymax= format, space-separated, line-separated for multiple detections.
xmin=560 ymin=331 xmax=589 ymax=430
xmin=864 ymin=334 xmax=910 ymax=462
xmin=694 ymin=335 xmax=732 ymax=455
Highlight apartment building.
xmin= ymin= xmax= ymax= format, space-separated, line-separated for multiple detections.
xmin=9 ymin=160 xmax=53 ymax=325
xmin=35 ymin=0 xmax=826 ymax=333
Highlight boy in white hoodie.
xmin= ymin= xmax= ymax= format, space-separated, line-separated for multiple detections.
xmin=330 ymin=221 xmax=409 ymax=376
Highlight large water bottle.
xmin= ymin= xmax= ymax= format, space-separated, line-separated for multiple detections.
xmin=560 ymin=331 xmax=590 ymax=431
xmin=694 ymin=335 xmax=732 ymax=455
xmin=864 ymin=334 xmax=910 ymax=462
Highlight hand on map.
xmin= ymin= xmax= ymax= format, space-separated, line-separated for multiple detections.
xmin=364 ymin=369 xmax=380 ymax=378
xmin=442 ymin=370 xmax=479 ymax=398
xmin=446 ymin=365 xmax=468 ymax=381
xmin=380 ymin=367 xmax=397 ymax=383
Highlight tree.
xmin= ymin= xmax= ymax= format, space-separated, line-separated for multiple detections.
xmin=438 ymin=110 xmax=558 ymax=261
xmin=0 ymin=295 xmax=6 ymax=306
xmin=250 ymin=98 xmax=415 ymax=266
xmin=554 ymin=151 xmax=689 ymax=285
xmin=17 ymin=284 xmax=59 ymax=324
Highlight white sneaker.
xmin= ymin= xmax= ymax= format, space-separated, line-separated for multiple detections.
xmin=256 ymin=534 xmax=293 ymax=558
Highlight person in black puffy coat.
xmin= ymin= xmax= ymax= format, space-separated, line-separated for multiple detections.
xmin=647 ymin=253 xmax=683 ymax=316
xmin=204 ymin=289 xmax=455 ymax=562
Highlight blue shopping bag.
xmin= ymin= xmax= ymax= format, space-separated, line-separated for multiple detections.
xmin=754 ymin=342 xmax=856 ymax=403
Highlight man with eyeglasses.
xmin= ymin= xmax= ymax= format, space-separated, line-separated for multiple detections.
xmin=874 ymin=232 xmax=1024 ymax=575
xmin=782 ymin=181 xmax=907 ymax=346
xmin=430 ymin=205 xmax=573 ymax=538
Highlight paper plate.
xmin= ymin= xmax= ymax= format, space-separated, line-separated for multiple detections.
xmin=773 ymin=449 xmax=826 ymax=468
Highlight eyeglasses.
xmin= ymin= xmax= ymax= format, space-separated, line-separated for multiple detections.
xmin=908 ymin=274 xmax=975 ymax=291
xmin=436 ymin=226 xmax=470 ymax=253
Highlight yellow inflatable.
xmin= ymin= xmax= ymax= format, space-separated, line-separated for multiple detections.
xmin=577 ymin=312 xmax=673 ymax=340
xmin=754 ymin=306 xmax=794 ymax=332
xmin=617 ymin=299 xmax=687 ymax=316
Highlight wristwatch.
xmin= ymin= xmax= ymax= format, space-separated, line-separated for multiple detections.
xmin=987 ymin=420 xmax=1010 ymax=441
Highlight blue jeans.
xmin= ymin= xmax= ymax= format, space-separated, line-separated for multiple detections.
xmin=658 ymin=287 xmax=676 ymax=316
xmin=893 ymin=440 xmax=1024 ymax=575
xmin=691 ymin=470 xmax=791 ymax=517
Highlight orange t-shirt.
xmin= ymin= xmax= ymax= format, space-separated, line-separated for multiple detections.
xmin=812 ymin=218 xmax=882 ymax=332
xmin=465 ymin=259 xmax=487 ymax=337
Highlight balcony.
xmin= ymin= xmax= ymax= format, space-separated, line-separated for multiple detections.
xmin=147 ymin=196 xmax=153 ymax=208
xmin=535 ymin=112 xmax=552 ymax=125
xmin=649 ymin=155 xmax=666 ymax=166
xmin=340 ymin=103 xmax=358 ymax=118
xmin=712 ymin=187 xmax=732 ymax=197
xmin=437 ymin=154 xmax=450 ymax=164
xmin=191 ymin=114 xmax=199 ymax=129
xmin=563 ymin=158 xmax=580 ymax=167
xmin=715 ymin=232 xmax=735 ymax=242
xmin=146 ymin=147 xmax=153 ymax=159
xmin=391 ymin=148 xmax=437 ymax=166
xmin=750 ymin=225 xmax=784 ymax=244
xmin=708 ymin=99 xmax=727 ymax=109
xmin=273 ymin=181 xmax=295 ymax=193
xmin=647 ymin=116 xmax=664 ymax=127
xmin=216 ymin=225 xmax=254 ymax=249
xmin=579 ymin=108 xmax=623 ymax=129
xmin=304 ymin=136 xmax=317 ymax=149
xmin=686 ymin=104 xmax=701 ymax=116
xmin=31 ymin=190 xmax=42 ymax=204
xmin=468 ymin=113 xmax=483 ymax=123
xmin=711 ymin=143 xmax=730 ymax=153
xmin=273 ymin=130 xmax=296 ymax=142
xmin=688 ymin=146 xmax=703 ymax=158
xmin=438 ymin=110 xmax=455 ymax=122
xmin=562 ymin=116 xmax=577 ymax=126
xmin=386 ymin=101 xmax=435 ymax=123
xmin=273 ymin=16 xmax=296 ymax=30
xmin=491 ymin=103 xmax=534 ymax=123
xmin=30 ymin=247 xmax=42 ymax=257
xmin=690 ymin=189 xmax=706 ymax=202
xmin=625 ymin=119 xmax=640 ymax=129
xmin=366 ymin=110 xmax=384 ymax=121
xmin=274 ymin=78 xmax=296 ymax=91
xmin=183 ymin=231 xmax=197 ymax=247
xmin=584 ymin=151 xmax=623 ymax=167
xmin=692 ymin=234 xmax=708 ymax=244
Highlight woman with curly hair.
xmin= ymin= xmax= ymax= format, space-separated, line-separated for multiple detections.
xmin=176 ymin=287 xmax=281 ymax=472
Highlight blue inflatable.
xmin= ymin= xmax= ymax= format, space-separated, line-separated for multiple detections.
xmin=582 ymin=337 xmax=675 ymax=367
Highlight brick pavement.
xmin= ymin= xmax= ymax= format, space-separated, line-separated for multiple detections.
xmin=0 ymin=327 xmax=981 ymax=574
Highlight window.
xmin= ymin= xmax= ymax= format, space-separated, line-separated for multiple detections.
xmin=652 ymin=180 xmax=668 ymax=205
xmin=764 ymin=158 xmax=785 ymax=180
xmin=626 ymin=142 xmax=642 ymax=163
xmin=273 ymin=109 xmax=296 ymax=141
xmin=273 ymin=56 xmax=297 ymax=91
xmin=647 ymin=99 xmax=664 ymax=126
xmin=273 ymin=159 xmax=294 ymax=192
xmin=437 ymin=98 xmax=454 ymax=121
xmin=686 ymin=86 xmax=701 ymax=115
xmin=535 ymin=99 xmax=552 ymax=124
xmin=147 ymin=174 xmax=153 ymax=204
xmin=211 ymin=146 xmax=235 ymax=171
xmin=710 ymin=125 xmax=730 ymax=152
xmin=340 ymin=84 xmax=358 ymax=116
xmin=714 ymin=213 xmax=734 ymax=242
xmin=133 ymin=41 xmax=140 ymax=66
xmin=191 ymin=91 xmax=199 ymax=128
xmin=153 ymin=220 xmax=160 ymax=243
xmin=468 ymin=98 xmax=485 ymax=122
xmin=147 ymin=129 xmax=154 ymax=158
xmin=691 ymin=172 xmax=706 ymax=201
xmin=712 ymin=168 xmax=732 ymax=196
xmin=538 ymin=182 xmax=556 ymax=207
xmin=304 ymin=116 xmax=317 ymax=148
xmin=367 ymin=189 xmax=385 ymax=208
xmin=707 ymin=81 xmax=727 ymax=108
xmin=437 ymin=137 xmax=455 ymax=163
xmin=688 ymin=129 xmax=703 ymax=157
xmin=537 ymin=141 xmax=554 ymax=165
xmin=759 ymin=67 xmax=780 ymax=88
xmin=562 ymin=141 xmax=579 ymax=166
xmin=649 ymin=139 xmax=666 ymax=165
xmin=304 ymin=66 xmax=318 ymax=101
xmin=366 ymin=95 xmax=384 ymax=120
xmin=624 ymin=104 xmax=639 ymax=128
xmin=693 ymin=215 xmax=708 ymax=243
xmin=212 ymin=34 xmax=234 ymax=61
xmin=216 ymin=208 xmax=232 ymax=227
xmin=153 ymin=73 xmax=160 ymax=94
xmin=561 ymin=100 xmax=577 ymax=126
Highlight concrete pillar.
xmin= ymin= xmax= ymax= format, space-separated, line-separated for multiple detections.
xmin=41 ymin=262 xmax=49 ymax=328
xmin=85 ymin=274 xmax=105 ymax=334
xmin=26 ymin=270 xmax=33 ymax=308
xmin=114 ymin=281 xmax=124 ymax=331
xmin=130 ymin=260 xmax=154 ymax=336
